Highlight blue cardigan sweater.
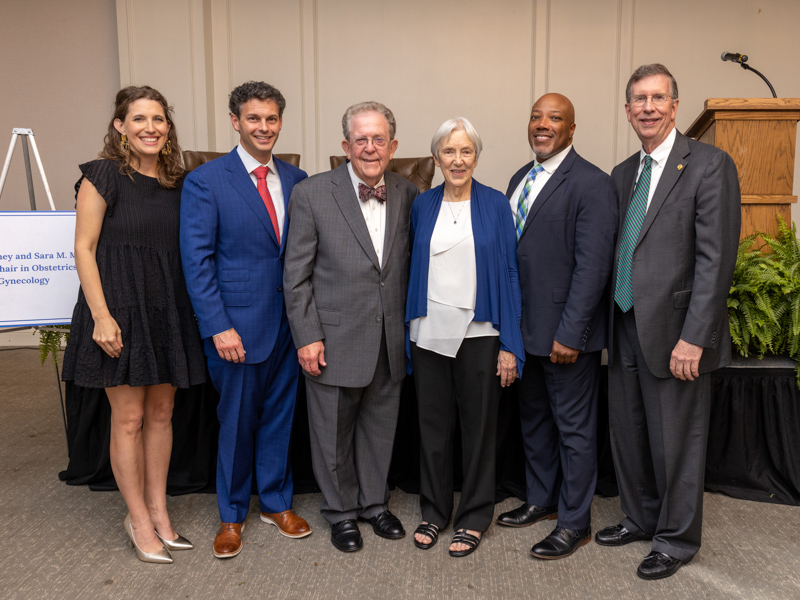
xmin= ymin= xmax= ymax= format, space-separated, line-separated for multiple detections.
xmin=405 ymin=179 xmax=525 ymax=375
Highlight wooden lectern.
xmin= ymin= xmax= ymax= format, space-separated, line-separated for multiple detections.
xmin=685 ymin=98 xmax=800 ymax=240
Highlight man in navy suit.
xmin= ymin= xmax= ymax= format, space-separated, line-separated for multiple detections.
xmin=181 ymin=81 xmax=311 ymax=559
xmin=497 ymin=93 xmax=617 ymax=559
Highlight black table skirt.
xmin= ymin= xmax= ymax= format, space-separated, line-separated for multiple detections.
xmin=59 ymin=365 xmax=799 ymax=507
xmin=704 ymin=367 xmax=800 ymax=505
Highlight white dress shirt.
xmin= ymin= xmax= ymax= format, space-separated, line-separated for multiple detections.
xmin=236 ymin=145 xmax=285 ymax=239
xmin=635 ymin=127 xmax=677 ymax=211
xmin=409 ymin=200 xmax=497 ymax=358
xmin=509 ymin=144 xmax=573 ymax=220
xmin=347 ymin=162 xmax=386 ymax=267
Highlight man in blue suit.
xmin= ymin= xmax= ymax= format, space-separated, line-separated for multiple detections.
xmin=181 ymin=81 xmax=311 ymax=559
xmin=497 ymin=93 xmax=617 ymax=559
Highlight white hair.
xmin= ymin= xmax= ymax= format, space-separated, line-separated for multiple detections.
xmin=430 ymin=117 xmax=483 ymax=158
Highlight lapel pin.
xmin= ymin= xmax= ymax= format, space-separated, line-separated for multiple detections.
xmin=677 ymin=164 xmax=683 ymax=170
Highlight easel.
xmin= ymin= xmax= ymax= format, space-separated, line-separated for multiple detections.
xmin=0 ymin=128 xmax=69 ymax=452
xmin=0 ymin=128 xmax=56 ymax=210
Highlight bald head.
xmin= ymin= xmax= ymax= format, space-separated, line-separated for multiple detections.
xmin=528 ymin=93 xmax=576 ymax=163
xmin=534 ymin=93 xmax=575 ymax=122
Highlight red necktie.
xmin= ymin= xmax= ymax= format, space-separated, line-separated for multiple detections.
xmin=254 ymin=166 xmax=280 ymax=245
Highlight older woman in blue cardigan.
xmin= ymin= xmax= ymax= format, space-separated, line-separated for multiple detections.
xmin=406 ymin=117 xmax=525 ymax=557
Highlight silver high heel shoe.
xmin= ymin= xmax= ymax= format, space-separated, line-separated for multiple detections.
xmin=123 ymin=513 xmax=173 ymax=564
xmin=155 ymin=529 xmax=193 ymax=551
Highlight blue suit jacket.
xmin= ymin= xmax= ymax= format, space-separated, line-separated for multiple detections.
xmin=507 ymin=148 xmax=617 ymax=356
xmin=180 ymin=148 xmax=308 ymax=364
xmin=405 ymin=179 xmax=525 ymax=374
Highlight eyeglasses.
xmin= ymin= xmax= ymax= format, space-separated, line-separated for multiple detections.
xmin=350 ymin=137 xmax=388 ymax=148
xmin=630 ymin=94 xmax=672 ymax=107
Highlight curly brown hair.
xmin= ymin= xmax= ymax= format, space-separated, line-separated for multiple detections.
xmin=228 ymin=81 xmax=286 ymax=118
xmin=99 ymin=86 xmax=184 ymax=189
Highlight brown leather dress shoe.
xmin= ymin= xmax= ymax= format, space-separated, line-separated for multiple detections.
xmin=260 ymin=509 xmax=312 ymax=538
xmin=213 ymin=522 xmax=245 ymax=559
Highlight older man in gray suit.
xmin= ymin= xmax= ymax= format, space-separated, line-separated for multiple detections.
xmin=597 ymin=64 xmax=740 ymax=580
xmin=283 ymin=101 xmax=418 ymax=552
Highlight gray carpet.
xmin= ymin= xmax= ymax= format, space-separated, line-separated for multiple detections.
xmin=1 ymin=347 xmax=799 ymax=599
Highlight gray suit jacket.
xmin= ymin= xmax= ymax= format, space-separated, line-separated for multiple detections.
xmin=608 ymin=131 xmax=741 ymax=378
xmin=283 ymin=163 xmax=418 ymax=387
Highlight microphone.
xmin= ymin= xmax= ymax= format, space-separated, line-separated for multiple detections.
xmin=721 ymin=52 xmax=748 ymax=63
xmin=720 ymin=51 xmax=776 ymax=97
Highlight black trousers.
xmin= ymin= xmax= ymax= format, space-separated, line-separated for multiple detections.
xmin=608 ymin=307 xmax=711 ymax=561
xmin=411 ymin=337 xmax=501 ymax=532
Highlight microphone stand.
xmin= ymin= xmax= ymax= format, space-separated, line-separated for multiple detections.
xmin=739 ymin=62 xmax=777 ymax=98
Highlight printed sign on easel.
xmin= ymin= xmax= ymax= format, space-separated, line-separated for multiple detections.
xmin=0 ymin=211 xmax=79 ymax=326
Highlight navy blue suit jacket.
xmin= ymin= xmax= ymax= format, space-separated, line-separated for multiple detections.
xmin=180 ymin=148 xmax=308 ymax=364
xmin=507 ymin=148 xmax=617 ymax=356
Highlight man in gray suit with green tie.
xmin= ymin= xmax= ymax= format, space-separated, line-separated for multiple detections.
xmin=283 ymin=101 xmax=418 ymax=553
xmin=597 ymin=64 xmax=740 ymax=580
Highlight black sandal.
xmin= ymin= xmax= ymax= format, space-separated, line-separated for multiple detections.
xmin=449 ymin=529 xmax=481 ymax=557
xmin=413 ymin=522 xmax=439 ymax=550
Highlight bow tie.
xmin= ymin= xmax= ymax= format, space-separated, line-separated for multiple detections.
xmin=358 ymin=183 xmax=387 ymax=203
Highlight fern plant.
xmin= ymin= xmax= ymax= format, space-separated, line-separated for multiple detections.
xmin=38 ymin=325 xmax=70 ymax=369
xmin=727 ymin=217 xmax=800 ymax=387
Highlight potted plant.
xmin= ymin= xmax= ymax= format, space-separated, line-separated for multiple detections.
xmin=727 ymin=217 xmax=800 ymax=387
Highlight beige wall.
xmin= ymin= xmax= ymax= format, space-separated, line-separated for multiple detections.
xmin=2 ymin=0 xmax=800 ymax=346
xmin=115 ymin=0 xmax=800 ymax=223
xmin=2 ymin=0 xmax=798 ymax=208
xmin=0 ymin=0 xmax=119 ymax=211
xmin=0 ymin=0 xmax=119 ymax=346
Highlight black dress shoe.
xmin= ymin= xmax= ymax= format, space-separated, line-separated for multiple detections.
xmin=530 ymin=526 xmax=591 ymax=559
xmin=358 ymin=510 xmax=405 ymax=539
xmin=331 ymin=520 xmax=362 ymax=552
xmin=637 ymin=551 xmax=686 ymax=580
xmin=496 ymin=503 xmax=557 ymax=528
xmin=595 ymin=524 xmax=652 ymax=546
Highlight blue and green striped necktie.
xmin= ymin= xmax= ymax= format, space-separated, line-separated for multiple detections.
xmin=614 ymin=155 xmax=652 ymax=312
xmin=515 ymin=164 xmax=544 ymax=241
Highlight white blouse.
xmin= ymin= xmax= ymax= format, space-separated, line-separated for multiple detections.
xmin=409 ymin=199 xmax=498 ymax=358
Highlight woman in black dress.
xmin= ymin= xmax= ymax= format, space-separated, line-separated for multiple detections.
xmin=62 ymin=86 xmax=204 ymax=563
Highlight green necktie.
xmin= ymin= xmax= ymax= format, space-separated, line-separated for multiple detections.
xmin=614 ymin=155 xmax=652 ymax=312
xmin=515 ymin=164 xmax=544 ymax=241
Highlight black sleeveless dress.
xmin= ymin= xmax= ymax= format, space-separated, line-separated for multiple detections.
xmin=61 ymin=159 xmax=205 ymax=389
